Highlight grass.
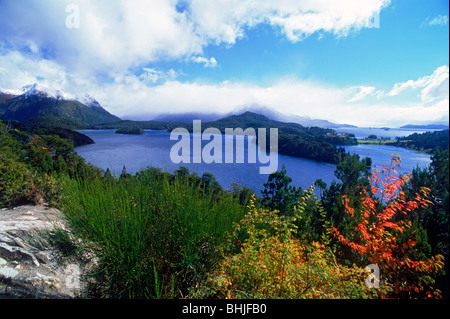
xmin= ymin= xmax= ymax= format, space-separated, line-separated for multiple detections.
xmin=57 ymin=168 xmax=248 ymax=298
xmin=357 ymin=139 xmax=397 ymax=145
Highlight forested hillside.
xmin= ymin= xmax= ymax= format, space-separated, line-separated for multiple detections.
xmin=394 ymin=129 xmax=449 ymax=153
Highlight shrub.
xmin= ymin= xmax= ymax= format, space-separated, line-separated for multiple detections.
xmin=197 ymin=193 xmax=375 ymax=299
xmin=332 ymin=155 xmax=445 ymax=298
xmin=58 ymin=169 xmax=246 ymax=298
xmin=0 ymin=155 xmax=31 ymax=207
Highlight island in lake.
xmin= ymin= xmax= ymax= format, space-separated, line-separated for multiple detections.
xmin=115 ymin=126 xmax=145 ymax=135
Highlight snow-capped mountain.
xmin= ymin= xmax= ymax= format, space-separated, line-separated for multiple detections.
xmin=0 ymin=83 xmax=120 ymax=126
xmin=20 ymin=83 xmax=75 ymax=100
xmin=78 ymin=93 xmax=104 ymax=109
xmin=0 ymin=88 xmax=23 ymax=96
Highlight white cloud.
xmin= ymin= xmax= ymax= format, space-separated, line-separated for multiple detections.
xmin=1 ymin=50 xmax=448 ymax=127
xmin=1 ymin=1 xmax=447 ymax=127
xmin=139 ymin=68 xmax=179 ymax=84
xmin=347 ymin=86 xmax=379 ymax=102
xmin=0 ymin=0 xmax=390 ymax=78
xmin=92 ymin=71 xmax=448 ymax=127
xmin=0 ymin=51 xmax=72 ymax=92
xmin=424 ymin=14 xmax=449 ymax=26
xmin=0 ymin=0 xmax=203 ymax=77
xmin=386 ymin=65 xmax=449 ymax=102
xmin=188 ymin=0 xmax=389 ymax=43
xmin=192 ymin=56 xmax=218 ymax=68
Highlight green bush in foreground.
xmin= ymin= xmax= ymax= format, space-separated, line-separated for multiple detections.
xmin=0 ymin=155 xmax=30 ymax=206
xmin=0 ymin=153 xmax=61 ymax=207
xmin=59 ymin=168 xmax=247 ymax=298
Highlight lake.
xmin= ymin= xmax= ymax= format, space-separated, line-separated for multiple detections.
xmin=75 ymin=128 xmax=432 ymax=194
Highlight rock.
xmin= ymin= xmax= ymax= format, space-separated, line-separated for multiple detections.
xmin=0 ymin=243 xmax=40 ymax=266
xmin=34 ymin=251 xmax=50 ymax=264
xmin=13 ymin=238 xmax=27 ymax=249
xmin=0 ymin=205 xmax=91 ymax=299
xmin=0 ymin=266 xmax=19 ymax=279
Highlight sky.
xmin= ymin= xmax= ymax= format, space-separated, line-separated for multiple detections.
xmin=0 ymin=0 xmax=448 ymax=127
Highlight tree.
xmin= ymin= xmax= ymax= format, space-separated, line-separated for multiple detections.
xmin=407 ymin=149 xmax=449 ymax=297
xmin=314 ymin=178 xmax=327 ymax=199
xmin=200 ymin=172 xmax=220 ymax=190
xmin=104 ymin=168 xmax=115 ymax=183
xmin=261 ymin=164 xmax=302 ymax=215
xmin=174 ymin=166 xmax=190 ymax=178
xmin=27 ymin=135 xmax=54 ymax=173
xmin=334 ymin=153 xmax=371 ymax=193
xmin=0 ymin=120 xmax=15 ymax=154
xmin=408 ymin=149 xmax=449 ymax=255
xmin=120 ymin=165 xmax=130 ymax=180
xmin=321 ymin=153 xmax=372 ymax=244
xmin=231 ymin=182 xmax=254 ymax=206
xmin=332 ymin=155 xmax=445 ymax=298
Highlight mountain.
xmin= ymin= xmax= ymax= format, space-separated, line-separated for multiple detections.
xmin=229 ymin=104 xmax=343 ymax=128
xmin=20 ymin=83 xmax=73 ymax=100
xmin=150 ymin=104 xmax=356 ymax=128
xmin=235 ymin=104 xmax=358 ymax=128
xmin=150 ymin=111 xmax=225 ymax=123
xmin=0 ymin=90 xmax=17 ymax=116
xmin=400 ymin=124 xmax=449 ymax=130
xmin=198 ymin=111 xmax=357 ymax=163
xmin=0 ymin=84 xmax=120 ymax=127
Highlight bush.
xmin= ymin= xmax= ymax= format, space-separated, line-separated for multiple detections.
xmin=332 ymin=155 xmax=445 ymax=298
xmin=58 ymin=168 xmax=246 ymax=298
xmin=197 ymin=194 xmax=376 ymax=299
xmin=0 ymin=155 xmax=31 ymax=207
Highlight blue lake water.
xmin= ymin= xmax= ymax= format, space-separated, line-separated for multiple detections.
xmin=75 ymin=128 xmax=432 ymax=194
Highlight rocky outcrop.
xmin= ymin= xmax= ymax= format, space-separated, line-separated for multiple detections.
xmin=0 ymin=205 xmax=90 ymax=299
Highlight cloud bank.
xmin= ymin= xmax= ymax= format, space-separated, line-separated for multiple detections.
xmin=0 ymin=0 xmax=390 ymax=76
xmin=1 ymin=0 xmax=448 ymax=127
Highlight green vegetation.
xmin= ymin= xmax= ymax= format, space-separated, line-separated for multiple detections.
xmin=115 ymin=126 xmax=145 ymax=135
xmin=197 ymin=192 xmax=373 ymax=299
xmin=23 ymin=116 xmax=85 ymax=130
xmin=357 ymin=138 xmax=396 ymax=145
xmin=358 ymin=129 xmax=449 ymax=153
xmin=60 ymin=168 xmax=246 ymax=298
xmin=393 ymin=129 xmax=449 ymax=153
xmin=1 ymin=119 xmax=447 ymax=299
xmin=276 ymin=133 xmax=348 ymax=163
xmin=261 ymin=164 xmax=303 ymax=214
xmin=406 ymin=149 xmax=449 ymax=296
xmin=0 ymin=120 xmax=99 ymax=207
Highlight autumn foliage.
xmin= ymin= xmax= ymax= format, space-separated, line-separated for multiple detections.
xmin=332 ymin=155 xmax=445 ymax=297
xmin=198 ymin=192 xmax=374 ymax=299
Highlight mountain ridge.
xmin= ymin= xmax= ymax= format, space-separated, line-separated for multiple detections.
xmin=0 ymin=85 xmax=121 ymax=126
xmin=400 ymin=124 xmax=449 ymax=130
xmin=149 ymin=103 xmax=357 ymax=129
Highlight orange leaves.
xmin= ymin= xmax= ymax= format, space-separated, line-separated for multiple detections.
xmin=342 ymin=195 xmax=355 ymax=217
xmin=332 ymin=156 xmax=445 ymax=297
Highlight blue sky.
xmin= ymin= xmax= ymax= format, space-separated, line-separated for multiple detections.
xmin=0 ymin=0 xmax=448 ymax=126
xmin=171 ymin=0 xmax=448 ymax=88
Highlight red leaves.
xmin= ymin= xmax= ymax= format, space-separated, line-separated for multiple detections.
xmin=332 ymin=155 xmax=445 ymax=296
